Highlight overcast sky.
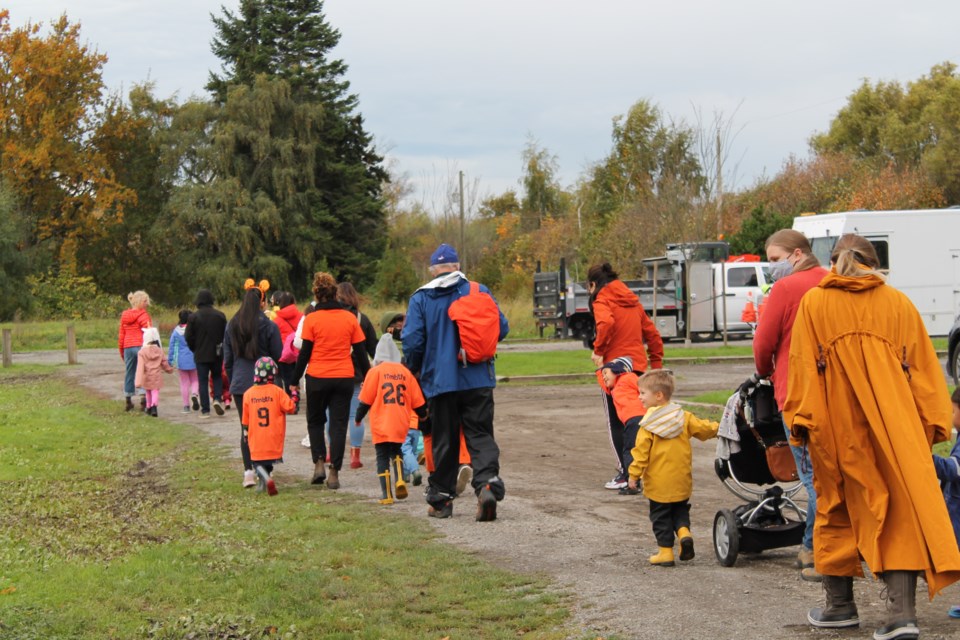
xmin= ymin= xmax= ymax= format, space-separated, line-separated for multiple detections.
xmin=5 ymin=1 xmax=960 ymax=212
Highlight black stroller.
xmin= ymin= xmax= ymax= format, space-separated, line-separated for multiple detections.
xmin=712 ymin=378 xmax=806 ymax=566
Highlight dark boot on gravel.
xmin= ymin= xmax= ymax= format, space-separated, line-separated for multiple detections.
xmin=326 ymin=465 xmax=340 ymax=490
xmin=807 ymin=575 xmax=859 ymax=628
xmin=311 ymin=460 xmax=326 ymax=485
xmin=873 ymin=571 xmax=919 ymax=640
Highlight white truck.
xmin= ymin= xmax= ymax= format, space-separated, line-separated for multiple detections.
xmin=533 ymin=242 xmax=771 ymax=341
xmin=792 ymin=208 xmax=960 ymax=336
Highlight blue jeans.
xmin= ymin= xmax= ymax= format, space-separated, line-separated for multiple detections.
xmin=401 ymin=428 xmax=421 ymax=476
xmin=123 ymin=346 xmax=143 ymax=397
xmin=783 ymin=417 xmax=816 ymax=550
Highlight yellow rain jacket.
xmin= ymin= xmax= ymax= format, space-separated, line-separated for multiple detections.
xmin=628 ymin=404 xmax=718 ymax=503
xmin=784 ymin=270 xmax=960 ymax=598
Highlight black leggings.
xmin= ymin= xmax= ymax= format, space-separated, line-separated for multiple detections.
xmin=304 ymin=376 xmax=353 ymax=470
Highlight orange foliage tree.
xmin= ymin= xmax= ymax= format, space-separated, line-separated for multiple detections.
xmin=0 ymin=11 xmax=135 ymax=270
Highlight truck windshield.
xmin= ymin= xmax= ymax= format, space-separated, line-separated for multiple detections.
xmin=810 ymin=237 xmax=837 ymax=266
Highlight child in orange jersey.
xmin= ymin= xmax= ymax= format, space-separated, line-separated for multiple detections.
xmin=355 ymin=335 xmax=428 ymax=504
xmin=242 ymin=357 xmax=296 ymax=496
xmin=598 ymin=356 xmax=646 ymax=495
xmin=628 ymin=370 xmax=719 ymax=567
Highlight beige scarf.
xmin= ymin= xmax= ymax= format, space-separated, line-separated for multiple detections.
xmin=640 ymin=403 xmax=685 ymax=439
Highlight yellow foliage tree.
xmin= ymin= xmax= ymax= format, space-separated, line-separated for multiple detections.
xmin=0 ymin=11 xmax=135 ymax=270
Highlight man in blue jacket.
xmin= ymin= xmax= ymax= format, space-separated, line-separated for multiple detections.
xmin=402 ymin=243 xmax=509 ymax=521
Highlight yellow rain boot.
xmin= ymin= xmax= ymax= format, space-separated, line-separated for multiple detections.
xmin=677 ymin=527 xmax=695 ymax=561
xmin=393 ymin=456 xmax=408 ymax=500
xmin=378 ymin=470 xmax=394 ymax=505
xmin=649 ymin=547 xmax=675 ymax=567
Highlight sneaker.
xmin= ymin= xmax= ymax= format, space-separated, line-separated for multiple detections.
xmin=411 ymin=470 xmax=423 ymax=486
xmin=213 ymin=400 xmax=225 ymax=416
xmin=604 ymin=474 xmax=628 ymax=490
xmin=254 ymin=466 xmax=277 ymax=496
xmin=182 ymin=406 xmax=191 ymax=414
xmin=266 ymin=476 xmax=277 ymax=496
xmin=456 ymin=464 xmax=473 ymax=496
xmin=200 ymin=411 xmax=211 ymax=419
xmin=242 ymin=470 xmax=256 ymax=488
xmin=476 ymin=484 xmax=497 ymax=522
xmin=428 ymin=500 xmax=453 ymax=519
xmin=797 ymin=547 xmax=815 ymax=569
xmin=190 ymin=394 xmax=200 ymax=411
xmin=801 ymin=566 xmax=823 ymax=582
xmin=618 ymin=485 xmax=641 ymax=495
xmin=301 ymin=435 xmax=311 ymax=448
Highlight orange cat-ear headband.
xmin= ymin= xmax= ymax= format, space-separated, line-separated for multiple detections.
xmin=243 ymin=278 xmax=270 ymax=301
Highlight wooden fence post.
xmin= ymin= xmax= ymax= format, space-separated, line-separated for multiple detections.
xmin=2 ymin=329 xmax=10 ymax=368
xmin=66 ymin=324 xmax=78 ymax=365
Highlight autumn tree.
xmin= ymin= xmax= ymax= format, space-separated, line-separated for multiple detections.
xmin=519 ymin=139 xmax=564 ymax=231
xmin=811 ymin=62 xmax=960 ymax=204
xmin=0 ymin=182 xmax=31 ymax=319
xmin=0 ymin=11 xmax=135 ymax=272
xmin=205 ymin=0 xmax=387 ymax=290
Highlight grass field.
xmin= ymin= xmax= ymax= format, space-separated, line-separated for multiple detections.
xmin=0 ymin=366 xmax=569 ymax=639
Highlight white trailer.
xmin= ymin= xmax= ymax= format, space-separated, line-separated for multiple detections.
xmin=792 ymin=208 xmax=960 ymax=336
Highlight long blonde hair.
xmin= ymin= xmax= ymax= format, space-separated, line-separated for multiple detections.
xmin=830 ymin=234 xmax=887 ymax=280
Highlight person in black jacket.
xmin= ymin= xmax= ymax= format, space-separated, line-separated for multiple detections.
xmin=185 ymin=289 xmax=228 ymax=418
xmin=224 ymin=287 xmax=283 ymax=488
xmin=336 ymin=282 xmax=378 ymax=470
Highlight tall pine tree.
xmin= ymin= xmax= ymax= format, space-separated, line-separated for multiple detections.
xmin=200 ymin=0 xmax=386 ymax=291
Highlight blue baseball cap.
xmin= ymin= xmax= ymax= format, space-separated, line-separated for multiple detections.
xmin=430 ymin=243 xmax=459 ymax=266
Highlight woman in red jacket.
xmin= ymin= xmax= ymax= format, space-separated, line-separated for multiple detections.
xmin=752 ymin=229 xmax=828 ymax=580
xmin=118 ymin=290 xmax=153 ymax=412
xmin=587 ymin=263 xmax=664 ymax=492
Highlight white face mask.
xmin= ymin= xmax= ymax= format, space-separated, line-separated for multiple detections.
xmin=768 ymin=258 xmax=794 ymax=282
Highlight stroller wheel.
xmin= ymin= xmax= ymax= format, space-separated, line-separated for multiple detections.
xmin=713 ymin=509 xmax=740 ymax=567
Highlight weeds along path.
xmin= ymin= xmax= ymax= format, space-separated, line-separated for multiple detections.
xmin=18 ymin=348 xmax=960 ymax=640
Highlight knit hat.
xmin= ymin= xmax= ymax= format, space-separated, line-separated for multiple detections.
xmin=379 ymin=311 xmax=405 ymax=335
xmin=253 ymin=356 xmax=278 ymax=385
xmin=430 ymin=243 xmax=459 ymax=266
xmin=373 ymin=334 xmax=402 ymax=365
xmin=142 ymin=327 xmax=161 ymax=346
xmin=602 ymin=356 xmax=633 ymax=375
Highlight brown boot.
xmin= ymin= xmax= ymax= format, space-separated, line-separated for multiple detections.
xmin=125 ymin=396 xmax=134 ymax=412
xmin=326 ymin=465 xmax=340 ymax=490
xmin=874 ymin=571 xmax=919 ymax=640
xmin=807 ymin=575 xmax=859 ymax=628
xmin=311 ymin=460 xmax=326 ymax=485
xmin=349 ymin=446 xmax=363 ymax=469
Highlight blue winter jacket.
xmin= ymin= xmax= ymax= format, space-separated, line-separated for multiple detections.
xmin=402 ymin=271 xmax=509 ymax=399
xmin=168 ymin=325 xmax=196 ymax=370
xmin=933 ymin=439 xmax=960 ymax=550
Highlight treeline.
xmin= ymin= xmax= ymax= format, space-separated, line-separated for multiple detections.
xmin=1 ymin=1 xmax=958 ymax=322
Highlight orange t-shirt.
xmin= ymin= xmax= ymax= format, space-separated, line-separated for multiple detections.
xmin=301 ymin=307 xmax=366 ymax=378
xmin=242 ymin=383 xmax=296 ymax=461
xmin=357 ymin=362 xmax=426 ymax=444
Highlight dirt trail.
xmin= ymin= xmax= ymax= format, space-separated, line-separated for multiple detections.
xmin=18 ymin=348 xmax=960 ymax=640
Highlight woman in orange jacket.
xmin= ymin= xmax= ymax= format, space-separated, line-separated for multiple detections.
xmin=587 ymin=262 xmax=663 ymax=492
xmin=118 ymin=290 xmax=152 ymax=412
xmin=784 ymin=234 xmax=960 ymax=638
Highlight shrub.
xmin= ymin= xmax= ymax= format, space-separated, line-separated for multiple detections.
xmin=26 ymin=270 xmax=125 ymax=320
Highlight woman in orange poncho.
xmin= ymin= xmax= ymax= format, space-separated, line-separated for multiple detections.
xmin=784 ymin=234 xmax=960 ymax=639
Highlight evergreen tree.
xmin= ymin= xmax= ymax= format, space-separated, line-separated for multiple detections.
xmin=204 ymin=0 xmax=387 ymax=289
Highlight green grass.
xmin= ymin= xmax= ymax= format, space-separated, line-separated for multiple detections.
xmin=0 ymin=366 xmax=569 ymax=640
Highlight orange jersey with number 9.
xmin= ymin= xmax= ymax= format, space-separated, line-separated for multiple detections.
xmin=242 ymin=384 xmax=296 ymax=461
xmin=358 ymin=362 xmax=426 ymax=444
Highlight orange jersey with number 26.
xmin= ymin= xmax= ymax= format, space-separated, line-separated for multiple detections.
xmin=358 ymin=362 xmax=426 ymax=445
xmin=242 ymin=384 xmax=296 ymax=461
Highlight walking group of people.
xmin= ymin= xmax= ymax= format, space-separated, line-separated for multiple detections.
xmin=591 ymin=230 xmax=960 ymax=640
xmin=117 ymin=242 xmax=509 ymax=521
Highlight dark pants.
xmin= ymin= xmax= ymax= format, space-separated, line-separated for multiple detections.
xmin=649 ymin=499 xmax=691 ymax=547
xmin=305 ymin=376 xmax=353 ymax=470
xmin=236 ymin=390 xmax=251 ymax=471
xmin=427 ymin=388 xmax=504 ymax=503
xmin=375 ymin=442 xmax=403 ymax=473
xmin=278 ymin=362 xmax=296 ymax=392
xmin=196 ymin=360 xmax=223 ymax=414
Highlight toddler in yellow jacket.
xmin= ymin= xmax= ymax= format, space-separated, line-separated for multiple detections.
xmin=627 ymin=370 xmax=719 ymax=567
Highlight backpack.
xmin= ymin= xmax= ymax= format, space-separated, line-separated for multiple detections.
xmin=279 ymin=331 xmax=300 ymax=364
xmin=447 ymin=281 xmax=501 ymax=366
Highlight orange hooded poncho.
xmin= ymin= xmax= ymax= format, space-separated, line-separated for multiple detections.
xmin=783 ymin=269 xmax=960 ymax=598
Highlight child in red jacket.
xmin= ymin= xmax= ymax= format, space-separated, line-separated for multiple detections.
xmin=242 ymin=357 xmax=296 ymax=496
xmin=598 ymin=356 xmax=647 ymax=495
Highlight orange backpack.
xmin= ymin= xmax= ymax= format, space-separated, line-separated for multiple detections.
xmin=447 ymin=281 xmax=500 ymax=366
